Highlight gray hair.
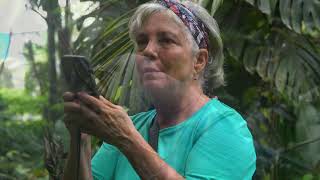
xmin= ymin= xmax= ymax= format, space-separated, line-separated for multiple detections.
xmin=128 ymin=1 xmax=225 ymax=91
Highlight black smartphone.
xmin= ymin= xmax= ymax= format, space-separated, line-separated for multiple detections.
xmin=61 ymin=55 xmax=99 ymax=97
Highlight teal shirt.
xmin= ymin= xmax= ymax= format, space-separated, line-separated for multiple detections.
xmin=91 ymin=98 xmax=256 ymax=179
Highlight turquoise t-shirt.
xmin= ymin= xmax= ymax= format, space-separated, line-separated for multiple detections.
xmin=91 ymin=98 xmax=256 ymax=179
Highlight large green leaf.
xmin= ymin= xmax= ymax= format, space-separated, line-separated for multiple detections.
xmin=226 ymin=28 xmax=320 ymax=103
xmin=221 ymin=2 xmax=320 ymax=104
xmin=296 ymin=104 xmax=320 ymax=166
xmin=245 ymin=0 xmax=320 ymax=37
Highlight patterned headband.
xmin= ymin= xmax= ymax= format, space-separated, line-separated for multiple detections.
xmin=156 ymin=0 xmax=209 ymax=50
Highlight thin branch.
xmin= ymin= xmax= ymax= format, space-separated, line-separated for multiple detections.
xmin=281 ymin=136 xmax=320 ymax=154
xmin=29 ymin=5 xmax=47 ymax=22
xmin=279 ymin=154 xmax=313 ymax=171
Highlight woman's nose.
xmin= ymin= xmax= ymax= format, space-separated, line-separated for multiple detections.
xmin=142 ymin=40 xmax=158 ymax=60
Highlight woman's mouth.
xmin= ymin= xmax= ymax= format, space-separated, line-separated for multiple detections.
xmin=143 ymin=67 xmax=160 ymax=73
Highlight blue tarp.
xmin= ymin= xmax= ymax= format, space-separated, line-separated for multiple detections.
xmin=0 ymin=32 xmax=11 ymax=61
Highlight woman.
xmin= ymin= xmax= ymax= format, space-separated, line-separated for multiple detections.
xmin=62 ymin=0 xmax=256 ymax=179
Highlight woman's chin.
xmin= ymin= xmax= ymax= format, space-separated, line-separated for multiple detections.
xmin=143 ymin=79 xmax=165 ymax=89
xmin=143 ymin=79 xmax=170 ymax=93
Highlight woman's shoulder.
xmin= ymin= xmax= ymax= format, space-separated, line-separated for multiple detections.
xmin=194 ymin=98 xmax=253 ymax=141
xmin=202 ymin=98 xmax=247 ymax=126
xmin=205 ymin=98 xmax=241 ymax=116
xmin=186 ymin=99 xmax=256 ymax=179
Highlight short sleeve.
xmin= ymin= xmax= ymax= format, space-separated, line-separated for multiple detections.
xmin=91 ymin=143 xmax=120 ymax=180
xmin=185 ymin=112 xmax=256 ymax=180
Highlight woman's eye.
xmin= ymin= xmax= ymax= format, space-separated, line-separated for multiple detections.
xmin=136 ymin=40 xmax=147 ymax=50
xmin=159 ymin=38 xmax=174 ymax=44
xmin=136 ymin=40 xmax=146 ymax=46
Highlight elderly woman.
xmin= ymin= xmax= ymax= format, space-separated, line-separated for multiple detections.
xmin=62 ymin=0 xmax=256 ymax=179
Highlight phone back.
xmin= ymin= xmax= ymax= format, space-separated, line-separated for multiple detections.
xmin=61 ymin=55 xmax=99 ymax=97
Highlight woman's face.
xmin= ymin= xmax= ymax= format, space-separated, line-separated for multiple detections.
xmin=135 ymin=11 xmax=196 ymax=94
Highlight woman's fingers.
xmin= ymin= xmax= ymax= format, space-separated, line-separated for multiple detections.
xmin=77 ymin=92 xmax=103 ymax=110
xmin=65 ymin=101 xmax=98 ymax=121
xmin=64 ymin=103 xmax=99 ymax=133
xmin=64 ymin=101 xmax=81 ymax=113
xmin=78 ymin=103 xmax=108 ymax=136
xmin=78 ymin=101 xmax=99 ymax=121
xmin=63 ymin=92 xmax=131 ymax=142
xmin=63 ymin=92 xmax=113 ymax=139
xmin=63 ymin=91 xmax=76 ymax=102
xmin=99 ymin=95 xmax=117 ymax=108
xmin=63 ymin=92 xmax=116 ymax=111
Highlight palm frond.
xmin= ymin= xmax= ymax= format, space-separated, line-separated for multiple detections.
xmin=87 ymin=7 xmax=151 ymax=114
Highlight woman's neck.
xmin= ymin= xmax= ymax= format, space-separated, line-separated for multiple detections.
xmin=150 ymin=86 xmax=210 ymax=129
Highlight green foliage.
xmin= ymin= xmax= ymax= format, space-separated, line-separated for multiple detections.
xmin=74 ymin=0 xmax=137 ymax=57
xmin=0 ymin=88 xmax=47 ymax=118
xmin=87 ymin=7 xmax=150 ymax=114
xmin=221 ymin=2 xmax=320 ymax=104
xmin=245 ymin=0 xmax=320 ymax=38
xmin=217 ymin=1 xmax=320 ymax=179
xmin=23 ymin=42 xmax=49 ymax=95
xmin=0 ymin=88 xmax=48 ymax=178
xmin=222 ymin=58 xmax=320 ymax=179
xmin=0 ymin=120 xmax=48 ymax=179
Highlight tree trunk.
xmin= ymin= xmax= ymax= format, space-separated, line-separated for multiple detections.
xmin=25 ymin=41 xmax=46 ymax=95
xmin=58 ymin=0 xmax=72 ymax=58
xmin=47 ymin=11 xmax=58 ymax=123
xmin=58 ymin=0 xmax=72 ymax=93
xmin=44 ymin=1 xmax=64 ymax=179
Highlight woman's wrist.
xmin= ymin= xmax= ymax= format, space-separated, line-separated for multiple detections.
xmin=115 ymin=129 xmax=143 ymax=155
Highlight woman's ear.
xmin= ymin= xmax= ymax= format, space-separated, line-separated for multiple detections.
xmin=194 ymin=49 xmax=208 ymax=74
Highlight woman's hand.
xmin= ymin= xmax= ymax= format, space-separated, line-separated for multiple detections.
xmin=63 ymin=91 xmax=136 ymax=148
xmin=63 ymin=92 xmax=81 ymax=137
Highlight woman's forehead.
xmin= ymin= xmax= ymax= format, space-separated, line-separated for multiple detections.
xmin=138 ymin=12 xmax=185 ymax=36
xmin=136 ymin=29 xmax=181 ymax=39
